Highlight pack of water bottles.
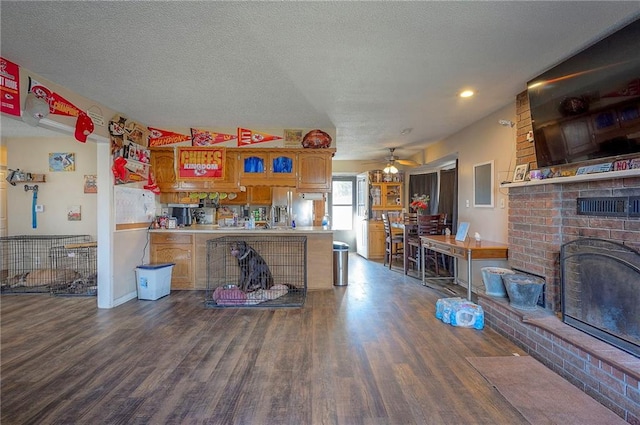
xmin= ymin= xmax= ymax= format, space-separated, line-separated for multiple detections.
xmin=435 ymin=297 xmax=484 ymax=330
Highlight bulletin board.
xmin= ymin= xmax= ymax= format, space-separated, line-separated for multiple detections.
xmin=115 ymin=186 xmax=156 ymax=230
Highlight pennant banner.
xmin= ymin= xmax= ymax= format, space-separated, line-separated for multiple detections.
xmin=148 ymin=127 xmax=191 ymax=147
xmin=602 ymin=78 xmax=640 ymax=98
xmin=191 ymin=128 xmax=237 ymax=146
xmin=0 ymin=57 xmax=20 ymax=116
xmin=237 ymin=127 xmax=283 ymax=146
xmin=28 ymin=77 xmax=81 ymax=117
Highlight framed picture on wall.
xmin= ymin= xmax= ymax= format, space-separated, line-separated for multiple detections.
xmin=513 ymin=164 xmax=529 ymax=182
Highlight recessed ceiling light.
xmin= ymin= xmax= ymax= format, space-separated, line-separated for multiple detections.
xmin=459 ymin=90 xmax=475 ymax=98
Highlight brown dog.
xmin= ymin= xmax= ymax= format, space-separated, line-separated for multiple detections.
xmin=229 ymin=241 xmax=274 ymax=292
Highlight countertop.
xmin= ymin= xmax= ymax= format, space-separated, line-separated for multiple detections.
xmin=150 ymin=225 xmax=333 ymax=234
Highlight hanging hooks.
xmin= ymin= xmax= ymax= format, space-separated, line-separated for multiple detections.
xmin=24 ymin=184 xmax=39 ymax=192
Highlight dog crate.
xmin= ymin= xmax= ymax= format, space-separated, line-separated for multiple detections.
xmin=0 ymin=235 xmax=94 ymax=294
xmin=50 ymin=242 xmax=98 ymax=296
xmin=206 ymin=235 xmax=307 ymax=308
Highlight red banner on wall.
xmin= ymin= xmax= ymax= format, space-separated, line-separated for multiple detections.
xmin=0 ymin=57 xmax=20 ymax=116
xmin=177 ymin=147 xmax=225 ymax=180
xmin=191 ymin=128 xmax=237 ymax=146
xmin=237 ymin=127 xmax=283 ymax=146
xmin=148 ymin=127 xmax=191 ymax=147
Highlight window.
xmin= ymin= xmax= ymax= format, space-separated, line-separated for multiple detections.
xmin=331 ymin=179 xmax=354 ymax=230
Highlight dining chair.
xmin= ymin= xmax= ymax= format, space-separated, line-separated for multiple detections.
xmin=382 ymin=214 xmax=403 ymax=269
xmin=406 ymin=214 xmax=443 ymax=276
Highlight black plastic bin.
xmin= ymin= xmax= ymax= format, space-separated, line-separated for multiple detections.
xmin=333 ymin=241 xmax=349 ymax=286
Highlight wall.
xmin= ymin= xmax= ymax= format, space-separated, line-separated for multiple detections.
xmin=5 ymin=135 xmax=97 ymax=238
xmin=422 ymin=103 xmax=518 ymax=243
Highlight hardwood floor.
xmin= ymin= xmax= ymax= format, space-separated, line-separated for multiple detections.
xmin=1 ymin=254 xmax=530 ymax=425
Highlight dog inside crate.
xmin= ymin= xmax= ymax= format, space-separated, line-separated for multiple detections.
xmin=206 ymin=236 xmax=307 ymax=307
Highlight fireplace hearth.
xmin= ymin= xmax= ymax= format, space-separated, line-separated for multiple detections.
xmin=560 ymin=238 xmax=640 ymax=357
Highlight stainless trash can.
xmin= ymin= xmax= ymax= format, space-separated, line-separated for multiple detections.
xmin=333 ymin=241 xmax=349 ymax=286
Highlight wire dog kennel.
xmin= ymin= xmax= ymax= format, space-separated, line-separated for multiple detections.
xmin=0 ymin=235 xmax=96 ymax=295
xmin=206 ymin=235 xmax=307 ymax=308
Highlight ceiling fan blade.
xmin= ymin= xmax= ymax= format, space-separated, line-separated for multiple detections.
xmin=395 ymin=159 xmax=420 ymax=166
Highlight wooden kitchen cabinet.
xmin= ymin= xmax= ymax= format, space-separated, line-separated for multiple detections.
xmin=297 ymin=150 xmax=333 ymax=192
xmin=367 ymin=221 xmax=386 ymax=260
xmin=371 ymin=182 xmax=403 ymax=211
xmin=238 ymin=150 xmax=297 ymax=186
xmin=150 ymin=233 xmax=194 ymax=290
xmin=150 ymin=147 xmax=179 ymax=191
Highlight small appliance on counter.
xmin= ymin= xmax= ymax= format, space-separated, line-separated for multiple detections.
xmin=192 ymin=207 xmax=215 ymax=224
xmin=168 ymin=203 xmax=199 ymax=227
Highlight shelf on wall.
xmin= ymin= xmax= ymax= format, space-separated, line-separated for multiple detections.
xmin=500 ymin=168 xmax=640 ymax=188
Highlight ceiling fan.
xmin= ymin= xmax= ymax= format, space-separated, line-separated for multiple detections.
xmin=377 ymin=148 xmax=420 ymax=173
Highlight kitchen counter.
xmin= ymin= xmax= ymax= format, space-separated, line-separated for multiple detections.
xmin=149 ymin=226 xmax=334 ymax=291
xmin=150 ymin=225 xmax=332 ymax=234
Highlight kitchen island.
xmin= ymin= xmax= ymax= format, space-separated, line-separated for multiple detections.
xmin=149 ymin=226 xmax=334 ymax=291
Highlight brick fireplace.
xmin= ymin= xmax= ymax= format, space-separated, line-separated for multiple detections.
xmin=476 ymin=91 xmax=640 ymax=424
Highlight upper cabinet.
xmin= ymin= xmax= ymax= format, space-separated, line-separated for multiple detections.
xmin=150 ymin=147 xmax=334 ymax=194
xmin=370 ymin=182 xmax=403 ymax=210
xmin=237 ymin=150 xmax=297 ymax=186
xmin=298 ymin=150 xmax=333 ymax=191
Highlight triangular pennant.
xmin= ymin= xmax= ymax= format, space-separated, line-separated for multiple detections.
xmin=28 ymin=77 xmax=81 ymax=117
xmin=191 ymin=128 xmax=237 ymax=146
xmin=148 ymin=127 xmax=192 ymax=147
xmin=237 ymin=128 xmax=283 ymax=146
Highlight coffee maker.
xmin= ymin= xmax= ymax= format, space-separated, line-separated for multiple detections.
xmin=168 ymin=203 xmax=198 ymax=227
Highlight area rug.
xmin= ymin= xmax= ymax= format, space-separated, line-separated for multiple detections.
xmin=467 ymin=355 xmax=626 ymax=425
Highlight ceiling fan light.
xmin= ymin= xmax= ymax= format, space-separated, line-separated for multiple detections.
xmin=383 ymin=164 xmax=398 ymax=174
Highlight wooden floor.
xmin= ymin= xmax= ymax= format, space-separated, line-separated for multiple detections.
xmin=1 ymin=254 xmax=531 ymax=425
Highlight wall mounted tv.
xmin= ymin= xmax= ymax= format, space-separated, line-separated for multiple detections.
xmin=528 ymin=18 xmax=640 ymax=168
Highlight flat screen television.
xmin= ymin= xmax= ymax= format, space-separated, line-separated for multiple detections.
xmin=528 ymin=18 xmax=640 ymax=168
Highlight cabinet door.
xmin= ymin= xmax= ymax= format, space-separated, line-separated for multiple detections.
xmin=591 ymin=110 xmax=619 ymax=134
xmin=298 ymin=151 xmax=332 ymax=191
xmin=150 ymin=234 xmax=194 ymax=290
xmin=368 ymin=222 xmax=386 ymax=259
xmin=150 ymin=148 xmax=179 ymax=191
xmin=249 ymin=186 xmax=272 ymax=205
xmin=238 ymin=152 xmax=268 ymax=185
xmin=210 ymin=152 xmax=240 ymax=192
xmin=268 ymin=152 xmax=297 ymax=186
xmin=382 ymin=183 xmax=402 ymax=209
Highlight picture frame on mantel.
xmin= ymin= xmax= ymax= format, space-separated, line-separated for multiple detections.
xmin=513 ymin=163 xmax=529 ymax=182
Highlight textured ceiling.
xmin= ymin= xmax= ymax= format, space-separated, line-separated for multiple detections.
xmin=1 ymin=1 xmax=639 ymax=163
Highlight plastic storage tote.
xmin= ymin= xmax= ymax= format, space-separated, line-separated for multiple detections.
xmin=136 ymin=263 xmax=175 ymax=300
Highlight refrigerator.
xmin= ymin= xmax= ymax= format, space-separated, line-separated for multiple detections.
xmin=271 ymin=188 xmax=316 ymax=227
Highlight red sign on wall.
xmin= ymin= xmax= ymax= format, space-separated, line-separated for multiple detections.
xmin=177 ymin=147 xmax=225 ymax=180
xmin=0 ymin=57 xmax=20 ymax=117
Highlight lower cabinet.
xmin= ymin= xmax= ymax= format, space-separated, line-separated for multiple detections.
xmin=150 ymin=233 xmax=194 ymax=290
xmin=358 ymin=220 xmax=385 ymax=260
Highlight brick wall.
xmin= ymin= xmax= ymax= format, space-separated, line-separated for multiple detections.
xmin=489 ymin=92 xmax=640 ymax=424
xmin=480 ymin=295 xmax=640 ymax=425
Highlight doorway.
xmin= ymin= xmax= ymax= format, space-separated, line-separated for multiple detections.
xmin=329 ymin=176 xmax=356 ymax=250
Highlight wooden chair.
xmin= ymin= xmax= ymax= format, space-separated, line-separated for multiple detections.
xmin=406 ymin=214 xmax=444 ymax=275
xmin=403 ymin=212 xmax=418 ymax=274
xmin=382 ymin=214 xmax=403 ymax=269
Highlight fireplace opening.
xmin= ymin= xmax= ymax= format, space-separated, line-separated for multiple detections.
xmin=560 ymin=238 xmax=640 ymax=357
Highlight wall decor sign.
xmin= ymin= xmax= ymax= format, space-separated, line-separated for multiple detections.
xmin=283 ymin=129 xmax=303 ymax=147
xmin=191 ymin=128 xmax=237 ymax=146
xmin=0 ymin=57 xmax=21 ymax=116
xmin=67 ymin=205 xmax=81 ymax=221
xmin=177 ymin=147 xmax=225 ymax=180
xmin=237 ymin=128 xmax=283 ymax=146
xmin=49 ymin=152 xmax=75 ymax=172
xmin=84 ymin=175 xmax=97 ymax=193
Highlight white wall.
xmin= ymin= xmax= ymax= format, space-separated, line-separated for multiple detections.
xmin=422 ymin=103 xmax=517 ymax=243
xmin=5 ymin=135 xmax=97 ymax=238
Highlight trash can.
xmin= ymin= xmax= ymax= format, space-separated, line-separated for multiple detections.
xmin=333 ymin=241 xmax=349 ymax=286
xmin=136 ymin=263 xmax=175 ymax=300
